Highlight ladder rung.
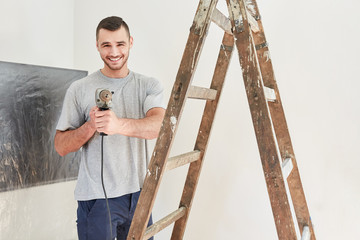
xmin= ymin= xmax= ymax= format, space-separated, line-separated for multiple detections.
xmin=211 ymin=7 xmax=259 ymax=34
xmin=264 ymin=86 xmax=276 ymax=102
xmin=301 ymin=226 xmax=310 ymax=240
xmin=188 ymin=86 xmax=217 ymax=100
xmin=211 ymin=8 xmax=232 ymax=35
xmin=165 ymin=151 xmax=201 ymax=171
xmin=282 ymin=157 xmax=293 ymax=179
xmin=143 ymin=206 xmax=187 ymax=240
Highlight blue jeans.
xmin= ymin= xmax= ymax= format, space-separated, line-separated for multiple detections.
xmin=77 ymin=191 xmax=153 ymax=240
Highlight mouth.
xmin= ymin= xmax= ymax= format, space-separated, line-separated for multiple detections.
xmin=109 ymin=57 xmax=121 ymax=62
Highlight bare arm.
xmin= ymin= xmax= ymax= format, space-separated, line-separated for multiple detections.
xmin=54 ymin=107 xmax=97 ymax=157
xmin=94 ymin=107 xmax=165 ymax=139
xmin=55 ymin=107 xmax=165 ymax=156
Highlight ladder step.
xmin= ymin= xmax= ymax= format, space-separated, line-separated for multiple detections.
xmin=143 ymin=206 xmax=187 ymax=240
xmin=264 ymin=86 xmax=276 ymax=102
xmin=211 ymin=7 xmax=259 ymax=34
xmin=165 ymin=150 xmax=201 ymax=171
xmin=211 ymin=8 xmax=232 ymax=35
xmin=301 ymin=226 xmax=310 ymax=240
xmin=281 ymin=157 xmax=293 ymax=179
xmin=188 ymin=86 xmax=217 ymax=100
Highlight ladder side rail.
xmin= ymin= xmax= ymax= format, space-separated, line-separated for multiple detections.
xmin=127 ymin=1 xmax=218 ymax=239
xmin=250 ymin=1 xmax=316 ymax=239
xmin=171 ymin=32 xmax=235 ymax=239
xmin=227 ymin=0 xmax=297 ymax=239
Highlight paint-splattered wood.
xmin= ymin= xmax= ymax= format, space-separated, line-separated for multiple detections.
xmin=188 ymin=86 xmax=218 ymax=100
xmin=228 ymin=0 xmax=297 ymax=239
xmin=143 ymin=207 xmax=187 ymax=239
xmin=211 ymin=7 xmax=259 ymax=34
xmin=250 ymin=1 xmax=316 ymax=239
xmin=171 ymin=32 xmax=234 ymax=239
xmin=165 ymin=151 xmax=201 ymax=172
xmin=211 ymin=8 xmax=232 ymax=34
xmin=127 ymin=1 xmax=218 ymax=239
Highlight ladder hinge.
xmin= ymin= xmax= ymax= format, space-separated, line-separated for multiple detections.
xmin=234 ymin=19 xmax=244 ymax=33
xmin=255 ymin=41 xmax=268 ymax=50
xmin=220 ymin=44 xmax=233 ymax=52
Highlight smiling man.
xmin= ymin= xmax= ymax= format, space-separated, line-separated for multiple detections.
xmin=54 ymin=16 xmax=165 ymax=240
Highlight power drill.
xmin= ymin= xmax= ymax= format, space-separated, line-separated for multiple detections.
xmin=95 ymin=88 xmax=114 ymax=238
xmin=95 ymin=88 xmax=113 ymax=136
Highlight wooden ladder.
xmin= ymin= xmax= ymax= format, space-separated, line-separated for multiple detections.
xmin=127 ymin=0 xmax=316 ymax=239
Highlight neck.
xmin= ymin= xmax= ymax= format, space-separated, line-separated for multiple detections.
xmin=101 ymin=66 xmax=129 ymax=78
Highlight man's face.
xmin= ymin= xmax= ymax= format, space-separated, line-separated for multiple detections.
xmin=96 ymin=27 xmax=133 ymax=73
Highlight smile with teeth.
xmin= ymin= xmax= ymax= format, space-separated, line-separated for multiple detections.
xmin=109 ymin=57 xmax=121 ymax=62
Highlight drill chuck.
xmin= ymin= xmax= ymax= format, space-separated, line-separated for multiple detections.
xmin=95 ymin=88 xmax=113 ymax=110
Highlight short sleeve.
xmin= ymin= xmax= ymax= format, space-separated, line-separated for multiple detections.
xmin=56 ymin=83 xmax=85 ymax=131
xmin=143 ymin=78 xmax=166 ymax=114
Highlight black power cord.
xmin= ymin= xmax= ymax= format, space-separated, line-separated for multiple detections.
xmin=101 ymin=134 xmax=113 ymax=240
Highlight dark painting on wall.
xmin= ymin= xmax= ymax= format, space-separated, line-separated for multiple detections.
xmin=0 ymin=61 xmax=88 ymax=192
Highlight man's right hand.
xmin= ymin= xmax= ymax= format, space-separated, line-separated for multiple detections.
xmin=54 ymin=107 xmax=98 ymax=156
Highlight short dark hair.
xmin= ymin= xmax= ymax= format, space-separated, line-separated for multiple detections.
xmin=96 ymin=16 xmax=130 ymax=40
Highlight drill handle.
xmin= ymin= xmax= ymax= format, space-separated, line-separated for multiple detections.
xmin=99 ymin=107 xmax=109 ymax=136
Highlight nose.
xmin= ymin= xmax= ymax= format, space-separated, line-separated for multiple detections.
xmin=110 ymin=46 xmax=120 ymax=56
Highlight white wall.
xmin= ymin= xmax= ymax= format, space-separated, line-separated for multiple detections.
xmin=0 ymin=0 xmax=75 ymax=68
xmin=0 ymin=0 xmax=77 ymax=239
xmin=1 ymin=0 xmax=359 ymax=239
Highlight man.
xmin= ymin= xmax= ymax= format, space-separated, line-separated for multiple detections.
xmin=55 ymin=16 xmax=165 ymax=240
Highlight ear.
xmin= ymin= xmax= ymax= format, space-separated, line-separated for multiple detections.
xmin=129 ymin=36 xmax=134 ymax=49
xmin=96 ymin=40 xmax=100 ymax=51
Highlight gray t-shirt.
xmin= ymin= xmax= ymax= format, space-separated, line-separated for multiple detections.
xmin=56 ymin=70 xmax=165 ymax=201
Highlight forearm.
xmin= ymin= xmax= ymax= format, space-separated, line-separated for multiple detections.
xmin=54 ymin=121 xmax=96 ymax=156
xmin=117 ymin=114 xmax=163 ymax=139
xmin=94 ymin=107 xmax=165 ymax=139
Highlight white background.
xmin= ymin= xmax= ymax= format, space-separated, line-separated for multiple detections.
xmin=0 ymin=0 xmax=359 ymax=239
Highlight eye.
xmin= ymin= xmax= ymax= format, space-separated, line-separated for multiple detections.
xmin=116 ymin=41 xmax=126 ymax=47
